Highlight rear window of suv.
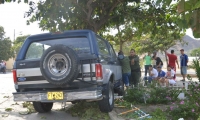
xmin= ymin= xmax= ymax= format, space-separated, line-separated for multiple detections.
xmin=25 ymin=37 xmax=90 ymax=60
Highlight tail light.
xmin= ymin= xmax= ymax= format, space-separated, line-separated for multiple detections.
xmin=13 ymin=69 xmax=17 ymax=84
xmin=95 ymin=63 xmax=103 ymax=80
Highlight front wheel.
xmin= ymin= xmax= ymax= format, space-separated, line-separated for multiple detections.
xmin=98 ymin=81 xmax=114 ymax=113
xmin=33 ymin=102 xmax=53 ymax=113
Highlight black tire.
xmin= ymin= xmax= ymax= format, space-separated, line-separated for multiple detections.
xmin=33 ymin=102 xmax=53 ymax=113
xmin=40 ymin=45 xmax=80 ymax=86
xmin=71 ymin=100 xmax=80 ymax=104
xmin=117 ymin=80 xmax=125 ymax=96
xmin=98 ymin=81 xmax=114 ymax=113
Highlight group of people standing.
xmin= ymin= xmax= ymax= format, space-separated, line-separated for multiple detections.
xmin=118 ymin=49 xmax=141 ymax=87
xmin=118 ymin=48 xmax=188 ymax=87
xmin=144 ymin=49 xmax=188 ymax=86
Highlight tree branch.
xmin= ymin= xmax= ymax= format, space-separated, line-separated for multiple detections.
xmin=86 ymin=0 xmax=94 ymax=21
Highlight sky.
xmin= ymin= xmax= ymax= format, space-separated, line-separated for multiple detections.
xmin=0 ymin=2 xmax=47 ymax=41
xmin=0 ymin=2 xmax=194 ymax=41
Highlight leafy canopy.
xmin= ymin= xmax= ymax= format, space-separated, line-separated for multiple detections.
xmin=12 ymin=35 xmax=30 ymax=55
xmin=25 ymin=0 xmax=140 ymax=33
xmin=156 ymin=0 xmax=200 ymax=38
xmin=190 ymin=48 xmax=200 ymax=57
xmin=0 ymin=26 xmax=14 ymax=61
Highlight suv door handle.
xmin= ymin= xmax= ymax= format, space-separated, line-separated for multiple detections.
xmin=19 ymin=63 xmax=26 ymax=66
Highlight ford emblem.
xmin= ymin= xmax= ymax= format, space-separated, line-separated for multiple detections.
xmin=18 ymin=77 xmax=26 ymax=82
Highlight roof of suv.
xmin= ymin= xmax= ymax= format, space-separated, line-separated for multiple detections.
xmin=16 ymin=29 xmax=98 ymax=60
xmin=28 ymin=29 xmax=96 ymax=41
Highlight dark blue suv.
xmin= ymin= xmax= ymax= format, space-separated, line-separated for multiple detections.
xmin=12 ymin=30 xmax=123 ymax=113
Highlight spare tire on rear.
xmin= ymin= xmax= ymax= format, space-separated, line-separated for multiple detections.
xmin=40 ymin=45 xmax=80 ymax=86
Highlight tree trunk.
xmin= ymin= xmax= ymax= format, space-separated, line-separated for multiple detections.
xmin=116 ymin=24 xmax=123 ymax=51
xmin=165 ymin=52 xmax=168 ymax=68
xmin=119 ymin=40 xmax=123 ymax=51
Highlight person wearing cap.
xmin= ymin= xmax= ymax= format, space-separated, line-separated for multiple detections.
xmin=180 ymin=49 xmax=188 ymax=81
xmin=156 ymin=66 xmax=166 ymax=85
xmin=118 ymin=51 xmax=131 ymax=87
xmin=165 ymin=65 xmax=176 ymax=86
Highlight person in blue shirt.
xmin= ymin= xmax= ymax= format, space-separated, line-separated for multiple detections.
xmin=156 ymin=66 xmax=166 ymax=86
xmin=180 ymin=49 xmax=188 ymax=82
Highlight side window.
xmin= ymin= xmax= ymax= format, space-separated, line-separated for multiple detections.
xmin=25 ymin=42 xmax=50 ymax=60
xmin=96 ymin=37 xmax=109 ymax=56
xmin=108 ymin=43 xmax=117 ymax=59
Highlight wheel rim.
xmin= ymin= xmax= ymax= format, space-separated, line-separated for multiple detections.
xmin=47 ymin=53 xmax=71 ymax=77
xmin=109 ymin=87 xmax=113 ymax=105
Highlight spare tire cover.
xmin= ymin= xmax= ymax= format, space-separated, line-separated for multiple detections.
xmin=40 ymin=44 xmax=80 ymax=85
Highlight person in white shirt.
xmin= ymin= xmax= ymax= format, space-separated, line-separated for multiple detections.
xmin=144 ymin=65 xmax=158 ymax=83
xmin=165 ymin=65 xmax=176 ymax=86
xmin=0 ymin=61 xmax=5 ymax=68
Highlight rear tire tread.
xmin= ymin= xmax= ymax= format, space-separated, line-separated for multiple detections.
xmin=98 ymin=82 xmax=114 ymax=113
xmin=33 ymin=102 xmax=53 ymax=113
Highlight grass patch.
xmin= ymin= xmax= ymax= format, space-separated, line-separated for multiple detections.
xmin=20 ymin=102 xmax=36 ymax=114
xmin=67 ymin=101 xmax=110 ymax=120
xmin=3 ymin=96 xmax=9 ymax=98
xmin=5 ymin=108 xmax=13 ymax=112
xmin=11 ymin=102 xmax=19 ymax=105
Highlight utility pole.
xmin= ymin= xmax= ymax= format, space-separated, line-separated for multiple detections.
xmin=14 ymin=29 xmax=15 ymax=41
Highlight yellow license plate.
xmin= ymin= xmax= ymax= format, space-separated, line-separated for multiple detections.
xmin=47 ymin=91 xmax=63 ymax=100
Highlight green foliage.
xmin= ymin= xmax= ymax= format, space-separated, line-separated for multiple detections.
xmin=192 ymin=59 xmax=200 ymax=82
xmin=0 ymin=0 xmax=28 ymax=4
xmin=115 ymin=98 xmax=132 ymax=109
xmin=190 ymin=48 xmax=200 ymax=56
xmin=131 ymin=2 xmax=184 ymax=53
xmin=68 ymin=101 xmax=109 ymax=120
xmin=25 ymin=0 xmax=140 ymax=33
xmin=150 ymin=108 xmax=167 ymax=120
xmin=166 ymin=81 xmax=200 ymax=119
xmin=0 ymin=26 xmax=14 ymax=61
xmin=5 ymin=108 xmax=13 ymax=112
xmin=156 ymin=0 xmax=200 ymax=38
xmin=18 ymin=102 xmax=36 ymax=115
xmin=167 ymin=99 xmax=199 ymax=119
xmin=12 ymin=35 xmax=29 ymax=56
xmin=124 ymin=87 xmax=146 ymax=104
xmin=25 ymin=42 xmax=45 ymax=59
xmin=124 ymin=84 xmax=181 ymax=105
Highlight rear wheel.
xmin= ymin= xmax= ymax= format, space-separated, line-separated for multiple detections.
xmin=98 ymin=81 xmax=114 ymax=113
xmin=33 ymin=102 xmax=53 ymax=113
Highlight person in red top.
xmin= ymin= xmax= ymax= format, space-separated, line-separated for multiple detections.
xmin=165 ymin=50 xmax=179 ymax=72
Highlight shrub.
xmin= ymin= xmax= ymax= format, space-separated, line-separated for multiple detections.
xmin=167 ymin=82 xmax=200 ymax=119
xmin=124 ymin=85 xmax=181 ymax=105
xmin=192 ymin=59 xmax=200 ymax=82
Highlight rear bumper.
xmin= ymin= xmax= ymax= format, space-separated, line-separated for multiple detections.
xmin=13 ymin=88 xmax=103 ymax=102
